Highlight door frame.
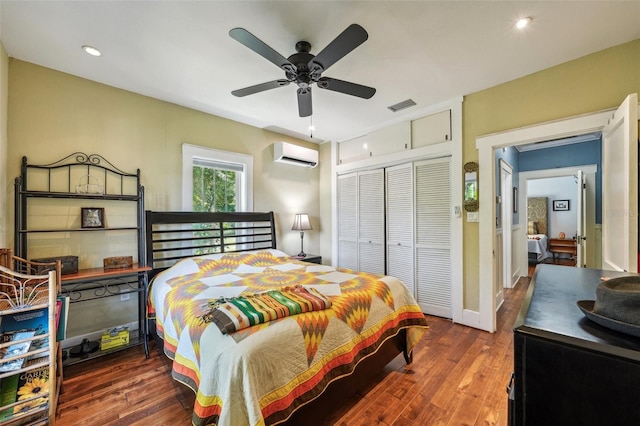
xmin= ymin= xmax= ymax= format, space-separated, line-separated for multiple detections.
xmin=475 ymin=106 xmax=635 ymax=332
xmin=519 ymin=165 xmax=598 ymax=273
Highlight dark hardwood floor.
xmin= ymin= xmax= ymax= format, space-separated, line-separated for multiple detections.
xmin=58 ymin=278 xmax=529 ymax=425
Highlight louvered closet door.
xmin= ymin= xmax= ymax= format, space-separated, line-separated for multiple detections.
xmin=386 ymin=163 xmax=414 ymax=294
xmin=338 ymin=173 xmax=358 ymax=270
xmin=415 ymin=157 xmax=452 ymax=317
xmin=358 ymin=169 xmax=385 ymax=274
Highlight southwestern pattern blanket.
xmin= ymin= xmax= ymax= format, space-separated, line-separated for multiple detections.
xmin=149 ymin=249 xmax=428 ymax=426
xmin=202 ymin=285 xmax=333 ymax=334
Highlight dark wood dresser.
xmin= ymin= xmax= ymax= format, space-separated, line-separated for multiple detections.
xmin=510 ymin=264 xmax=640 ymax=425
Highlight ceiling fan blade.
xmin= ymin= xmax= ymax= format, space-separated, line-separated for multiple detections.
xmin=317 ymin=77 xmax=376 ymax=99
xmin=229 ymin=28 xmax=295 ymax=72
xmin=232 ymin=79 xmax=290 ymax=97
xmin=309 ymin=24 xmax=368 ymax=73
xmin=297 ymin=88 xmax=312 ymax=117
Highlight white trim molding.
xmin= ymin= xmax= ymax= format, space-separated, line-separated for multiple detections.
xmin=475 ymin=106 xmax=621 ymax=332
xmin=181 ymin=143 xmax=254 ymax=212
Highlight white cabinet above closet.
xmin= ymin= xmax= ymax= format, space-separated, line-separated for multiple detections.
xmin=338 ymin=122 xmax=410 ymax=164
xmin=411 ymin=109 xmax=451 ymax=148
xmin=337 ymin=109 xmax=451 ymax=165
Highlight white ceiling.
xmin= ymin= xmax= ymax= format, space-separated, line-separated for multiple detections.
xmin=1 ymin=1 xmax=638 ymax=143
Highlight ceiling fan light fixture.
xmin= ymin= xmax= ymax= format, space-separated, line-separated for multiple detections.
xmin=515 ymin=17 xmax=532 ymax=29
xmin=82 ymin=45 xmax=101 ymax=56
xmin=387 ymin=99 xmax=416 ymax=112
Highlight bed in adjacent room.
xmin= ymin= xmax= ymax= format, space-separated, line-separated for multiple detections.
xmin=527 ymin=197 xmax=551 ymax=263
xmin=145 ymin=211 xmax=428 ymax=426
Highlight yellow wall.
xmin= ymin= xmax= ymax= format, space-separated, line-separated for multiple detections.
xmin=318 ymin=141 xmax=333 ymax=265
xmin=462 ymin=39 xmax=640 ymax=310
xmin=0 ymin=42 xmax=8 ymax=247
xmin=6 ymin=60 xmax=320 ymax=259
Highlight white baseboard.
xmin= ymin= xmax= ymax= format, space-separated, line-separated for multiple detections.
xmin=496 ymin=290 xmax=505 ymax=311
xmin=511 ymin=270 xmax=521 ymax=288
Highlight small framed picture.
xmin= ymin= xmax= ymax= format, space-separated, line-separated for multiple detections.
xmin=513 ymin=187 xmax=518 ymax=213
xmin=553 ymin=200 xmax=570 ymax=211
xmin=81 ymin=207 xmax=105 ymax=228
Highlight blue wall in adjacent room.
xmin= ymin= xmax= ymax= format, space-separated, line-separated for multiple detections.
xmin=519 ymin=139 xmax=602 ymax=223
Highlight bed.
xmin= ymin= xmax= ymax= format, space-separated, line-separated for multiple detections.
xmin=145 ymin=211 xmax=428 ymax=426
xmin=527 ymin=197 xmax=551 ymax=263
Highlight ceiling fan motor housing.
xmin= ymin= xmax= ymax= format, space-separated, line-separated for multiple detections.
xmin=287 ymin=43 xmax=320 ymax=89
xmin=229 ymin=24 xmax=375 ymax=117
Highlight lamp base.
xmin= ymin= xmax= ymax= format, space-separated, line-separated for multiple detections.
xmin=297 ymin=252 xmax=307 ymax=258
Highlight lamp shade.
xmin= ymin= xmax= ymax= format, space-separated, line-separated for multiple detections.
xmin=291 ymin=213 xmax=312 ymax=231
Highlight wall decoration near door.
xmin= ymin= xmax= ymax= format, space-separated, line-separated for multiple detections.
xmin=513 ymin=187 xmax=518 ymax=213
xmin=463 ymin=161 xmax=479 ymax=212
xmin=553 ymin=200 xmax=570 ymax=211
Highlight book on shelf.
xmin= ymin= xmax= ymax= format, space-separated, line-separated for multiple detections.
xmin=56 ymin=296 xmax=69 ymax=342
xmin=55 ymin=299 xmax=61 ymax=332
xmin=0 ymin=308 xmax=48 ymax=341
xmin=0 ymin=365 xmax=50 ymax=422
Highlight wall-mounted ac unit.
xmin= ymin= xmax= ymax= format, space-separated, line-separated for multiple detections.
xmin=273 ymin=142 xmax=318 ymax=168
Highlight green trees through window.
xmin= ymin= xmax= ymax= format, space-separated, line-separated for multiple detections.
xmin=192 ymin=165 xmax=237 ymax=213
xmin=183 ymin=144 xmax=253 ymax=255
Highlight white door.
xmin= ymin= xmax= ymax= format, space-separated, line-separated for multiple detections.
xmin=337 ymin=173 xmax=358 ymax=270
xmin=602 ymin=94 xmax=638 ymax=272
xmin=358 ymin=169 xmax=385 ymax=274
xmin=386 ymin=163 xmax=414 ymax=294
xmin=415 ymin=157 xmax=452 ymax=317
xmin=576 ymin=170 xmax=586 ymax=267
xmin=500 ymin=159 xmax=513 ymax=288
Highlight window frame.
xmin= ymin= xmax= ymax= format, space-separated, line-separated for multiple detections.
xmin=182 ymin=143 xmax=253 ymax=212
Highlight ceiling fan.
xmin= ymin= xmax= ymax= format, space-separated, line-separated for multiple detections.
xmin=229 ymin=24 xmax=376 ymax=118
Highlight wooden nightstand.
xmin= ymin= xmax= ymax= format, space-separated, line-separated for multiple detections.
xmin=293 ymin=254 xmax=322 ymax=264
xmin=548 ymin=238 xmax=577 ymax=264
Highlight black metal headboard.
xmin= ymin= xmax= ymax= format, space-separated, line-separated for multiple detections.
xmin=145 ymin=211 xmax=277 ymax=280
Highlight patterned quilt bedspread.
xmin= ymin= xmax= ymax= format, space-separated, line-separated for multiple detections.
xmin=149 ymin=249 xmax=428 ymax=426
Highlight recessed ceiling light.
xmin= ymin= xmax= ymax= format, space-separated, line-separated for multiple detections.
xmin=82 ymin=45 xmax=101 ymax=57
xmin=515 ymin=17 xmax=532 ymax=30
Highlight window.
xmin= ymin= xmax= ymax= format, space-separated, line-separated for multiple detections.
xmin=182 ymin=144 xmax=253 ymax=212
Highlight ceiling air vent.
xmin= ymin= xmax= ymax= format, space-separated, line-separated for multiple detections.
xmin=387 ymin=99 xmax=416 ymax=112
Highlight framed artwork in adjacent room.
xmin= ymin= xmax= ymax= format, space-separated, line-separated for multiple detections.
xmin=553 ymin=200 xmax=570 ymax=211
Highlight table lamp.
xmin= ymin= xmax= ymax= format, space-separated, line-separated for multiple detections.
xmin=291 ymin=213 xmax=312 ymax=257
